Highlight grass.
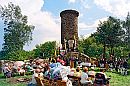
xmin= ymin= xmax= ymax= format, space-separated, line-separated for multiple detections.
xmin=0 ymin=73 xmax=32 ymax=86
xmin=94 ymin=68 xmax=130 ymax=86
xmin=0 ymin=70 xmax=130 ymax=86
xmin=0 ymin=79 xmax=26 ymax=86
xmin=106 ymin=71 xmax=130 ymax=86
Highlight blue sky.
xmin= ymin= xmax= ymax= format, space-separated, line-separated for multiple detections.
xmin=0 ymin=0 xmax=130 ymax=51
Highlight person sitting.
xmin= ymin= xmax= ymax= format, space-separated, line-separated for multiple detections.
xmin=28 ymin=68 xmax=43 ymax=86
xmin=3 ymin=63 xmax=12 ymax=78
xmin=94 ymin=68 xmax=110 ymax=86
xmin=44 ymin=66 xmax=52 ymax=79
xmin=19 ymin=68 xmax=25 ymax=76
xmin=80 ymin=67 xmax=92 ymax=86
xmin=122 ymin=59 xmax=128 ymax=75
xmin=69 ymin=68 xmax=76 ymax=76
xmin=77 ymin=66 xmax=82 ymax=73
xmin=88 ymin=67 xmax=96 ymax=77
xmin=88 ymin=67 xmax=96 ymax=83
xmin=74 ymin=68 xmax=81 ymax=77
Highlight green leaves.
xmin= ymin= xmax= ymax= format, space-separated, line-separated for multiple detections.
xmin=94 ymin=16 xmax=125 ymax=55
xmin=0 ymin=3 xmax=34 ymax=59
xmin=79 ymin=16 xmax=129 ymax=58
xmin=123 ymin=12 xmax=130 ymax=50
xmin=33 ymin=41 xmax=56 ymax=59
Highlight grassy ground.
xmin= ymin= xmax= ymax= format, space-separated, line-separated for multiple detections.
xmin=0 ymin=70 xmax=130 ymax=86
xmin=0 ymin=73 xmax=32 ymax=86
xmin=106 ymin=71 xmax=130 ymax=86
xmin=94 ymin=68 xmax=130 ymax=86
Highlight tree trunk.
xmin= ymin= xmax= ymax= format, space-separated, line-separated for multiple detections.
xmin=103 ymin=43 xmax=106 ymax=58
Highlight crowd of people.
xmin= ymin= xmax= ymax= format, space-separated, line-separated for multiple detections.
xmin=99 ymin=55 xmax=129 ymax=75
xmin=0 ymin=54 xmax=129 ymax=86
xmin=26 ymin=57 xmax=111 ymax=86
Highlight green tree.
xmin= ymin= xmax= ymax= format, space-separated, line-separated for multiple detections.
xmin=78 ymin=36 xmax=103 ymax=58
xmin=78 ymin=35 xmax=85 ymax=53
xmin=0 ymin=3 xmax=34 ymax=58
xmin=123 ymin=12 xmax=130 ymax=51
xmin=6 ymin=50 xmax=28 ymax=60
xmin=33 ymin=41 xmax=56 ymax=59
xmin=94 ymin=16 xmax=124 ymax=57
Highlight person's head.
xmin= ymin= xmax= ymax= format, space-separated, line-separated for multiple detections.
xmin=36 ymin=62 xmax=40 ymax=65
xmin=38 ymin=66 xmax=43 ymax=72
xmin=35 ymin=68 xmax=41 ymax=73
xmin=77 ymin=66 xmax=80 ymax=70
xmin=76 ymin=69 xmax=80 ymax=72
xmin=83 ymin=67 xmax=88 ymax=72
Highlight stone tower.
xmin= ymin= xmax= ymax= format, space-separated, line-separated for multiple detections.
xmin=60 ymin=10 xmax=79 ymax=51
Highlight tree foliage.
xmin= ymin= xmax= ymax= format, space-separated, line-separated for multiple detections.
xmin=94 ymin=16 xmax=125 ymax=55
xmin=80 ymin=16 xmax=129 ymax=58
xmin=78 ymin=36 xmax=103 ymax=58
xmin=0 ymin=3 xmax=34 ymax=58
xmin=123 ymin=12 xmax=130 ymax=50
xmin=33 ymin=41 xmax=56 ymax=59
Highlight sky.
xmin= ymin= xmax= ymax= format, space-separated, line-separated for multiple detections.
xmin=0 ymin=0 xmax=130 ymax=51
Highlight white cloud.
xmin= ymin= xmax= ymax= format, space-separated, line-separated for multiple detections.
xmin=80 ymin=0 xmax=90 ymax=10
xmin=79 ymin=17 xmax=108 ymax=30
xmin=94 ymin=0 xmax=130 ymax=17
xmin=68 ymin=0 xmax=76 ymax=3
xmin=67 ymin=0 xmax=90 ymax=10
xmin=78 ymin=17 xmax=108 ymax=37
xmin=0 ymin=0 xmax=61 ymax=50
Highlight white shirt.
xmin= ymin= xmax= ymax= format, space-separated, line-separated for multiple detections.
xmin=80 ymin=72 xmax=90 ymax=84
xmin=31 ymin=73 xmax=38 ymax=84
xmin=19 ymin=69 xmax=25 ymax=73
xmin=3 ymin=66 xmax=10 ymax=73
xmin=88 ymin=71 xmax=96 ymax=76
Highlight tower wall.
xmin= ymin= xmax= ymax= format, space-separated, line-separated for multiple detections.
xmin=60 ymin=10 xmax=79 ymax=50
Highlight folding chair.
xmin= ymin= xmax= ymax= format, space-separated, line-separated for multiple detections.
xmin=56 ymin=80 xmax=62 ymax=86
xmin=42 ymin=79 xmax=51 ymax=86
xmin=72 ymin=76 xmax=81 ymax=86
xmin=35 ymin=77 xmax=44 ymax=86
xmin=61 ymin=81 xmax=66 ymax=86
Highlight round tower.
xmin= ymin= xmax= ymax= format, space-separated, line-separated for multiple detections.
xmin=60 ymin=10 xmax=79 ymax=51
